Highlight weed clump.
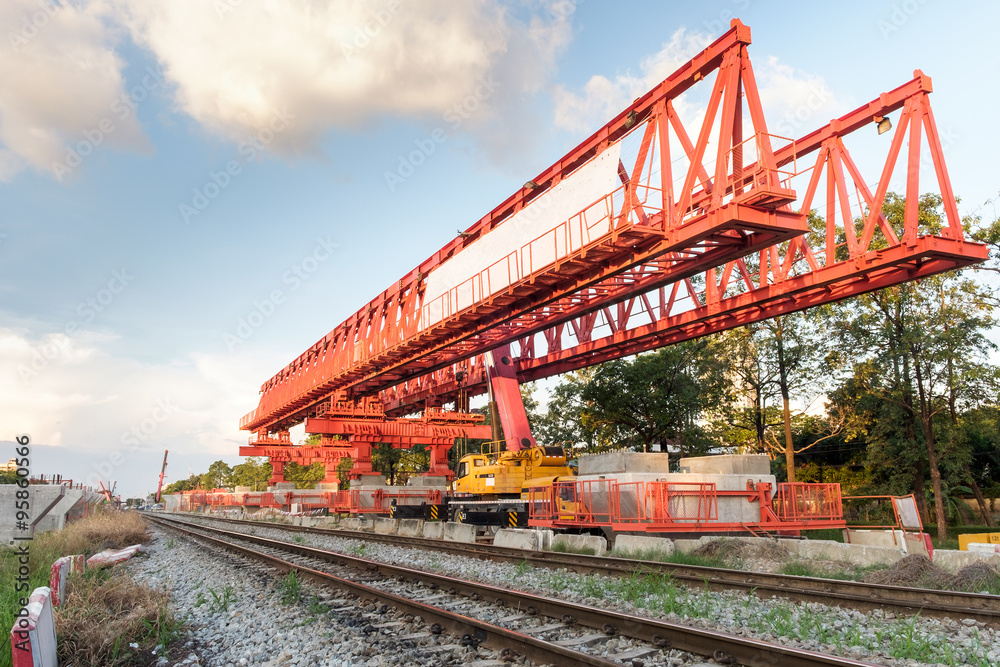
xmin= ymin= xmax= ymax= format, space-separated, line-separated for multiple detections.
xmin=864 ymin=553 xmax=1000 ymax=594
xmin=56 ymin=569 xmax=180 ymax=666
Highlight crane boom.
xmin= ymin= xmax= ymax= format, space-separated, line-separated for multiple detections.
xmin=155 ymin=450 xmax=168 ymax=504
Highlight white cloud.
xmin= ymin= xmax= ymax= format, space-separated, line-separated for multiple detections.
xmin=0 ymin=326 xmax=285 ymax=496
xmin=552 ymin=27 xmax=839 ymax=141
xmin=0 ymin=0 xmax=150 ymax=180
xmin=553 ymin=28 xmax=713 ymax=134
xmin=0 ymin=0 xmax=574 ymax=180
xmin=111 ymin=0 xmax=574 ymax=159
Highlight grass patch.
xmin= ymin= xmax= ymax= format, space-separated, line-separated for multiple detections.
xmin=208 ymin=585 xmax=235 ymax=613
xmin=611 ymin=546 xmax=728 ymax=569
xmin=279 ymin=570 xmax=302 ymax=605
xmin=779 ymin=560 xmax=889 ymax=582
xmin=55 ymin=569 xmax=183 ymax=666
xmin=1 ymin=509 xmax=156 ymax=667
xmin=551 ymin=541 xmax=596 ymax=556
xmin=800 ymin=528 xmax=846 ymax=543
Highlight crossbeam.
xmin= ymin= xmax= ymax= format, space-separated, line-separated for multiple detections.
xmin=243 ymin=19 xmax=810 ymax=437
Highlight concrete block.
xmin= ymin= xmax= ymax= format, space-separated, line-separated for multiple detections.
xmin=797 ymin=540 xmax=905 ymax=567
xmin=234 ymin=486 xmax=253 ymax=493
xmin=9 ymin=586 xmax=57 ymax=667
xmin=422 ymin=522 xmax=445 ymax=539
xmin=340 ymin=517 xmax=367 ymax=531
xmin=397 ymin=519 xmax=424 ymax=538
xmin=677 ymin=454 xmax=770 ymax=475
xmin=87 ymin=544 xmax=142 ymax=569
xmin=537 ymin=529 xmax=554 ymax=551
xmin=443 ymin=522 xmax=476 ymax=544
xmin=613 ymin=534 xmax=675 ymax=558
xmin=374 ymin=518 xmax=399 ymax=535
xmin=315 ymin=483 xmax=340 ymax=490
xmin=552 ymin=533 xmax=607 ymax=556
xmin=845 ymin=529 xmax=904 ymax=549
xmin=494 ymin=529 xmax=545 ymax=551
xmin=269 ymin=482 xmax=297 ymax=491
xmin=405 ymin=476 xmax=448 ymax=488
xmin=968 ymin=542 xmax=1000 ymax=554
xmin=673 ymin=538 xmax=705 ymax=554
xmin=579 ymin=452 xmax=671 ymax=475
xmin=350 ymin=475 xmax=386 ymax=488
xmin=777 ymin=538 xmax=802 ymax=556
xmin=934 ymin=549 xmax=1000 ymax=572
xmin=49 ymin=555 xmax=84 ymax=607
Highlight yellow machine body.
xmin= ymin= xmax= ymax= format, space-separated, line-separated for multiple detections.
xmin=453 ymin=445 xmax=575 ymax=497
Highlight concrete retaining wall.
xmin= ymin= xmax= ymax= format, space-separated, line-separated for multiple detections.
xmin=443 ymin=522 xmax=476 ymax=543
xmin=397 ymin=519 xmax=424 ymax=538
xmin=551 ymin=533 xmax=607 ymax=556
xmin=613 ymin=534 xmax=675 ymax=557
xmin=793 ymin=539 xmax=906 ymax=566
xmin=934 ymin=549 xmax=1000 ymax=572
xmin=422 ymin=522 xmax=445 ymax=539
xmin=494 ymin=529 xmax=549 ymax=551
xmin=374 ymin=518 xmax=399 ymax=535
xmin=0 ymin=486 xmax=101 ymax=544
xmin=673 ymin=535 xmax=907 ymax=568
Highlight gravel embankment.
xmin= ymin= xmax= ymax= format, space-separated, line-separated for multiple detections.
xmin=173 ymin=516 xmax=1000 ymax=667
xmin=127 ymin=526 xmax=524 ymax=667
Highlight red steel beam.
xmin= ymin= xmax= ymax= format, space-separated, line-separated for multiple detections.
xmin=243 ymin=20 xmax=809 ymax=435
xmin=379 ymin=80 xmax=987 ymax=416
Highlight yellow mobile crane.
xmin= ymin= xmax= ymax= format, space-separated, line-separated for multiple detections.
xmin=447 ymin=347 xmax=576 ymax=527
xmin=453 ymin=441 xmax=574 ymax=498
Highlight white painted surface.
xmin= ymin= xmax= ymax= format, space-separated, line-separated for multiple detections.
xmin=420 ymin=144 xmax=622 ymax=328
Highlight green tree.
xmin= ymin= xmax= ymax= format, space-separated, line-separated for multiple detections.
xmin=232 ymin=457 xmax=273 ymax=491
xmin=283 ymin=462 xmax=325 ymax=489
xmin=163 ymin=474 xmax=199 ymax=494
xmin=371 ymin=442 xmax=428 ymax=485
xmin=203 ymin=460 xmax=233 ymax=489
xmin=830 ymin=195 xmax=998 ymax=540
xmin=533 ymin=369 xmax=599 ymax=450
xmin=580 ymin=340 xmax=728 ymax=454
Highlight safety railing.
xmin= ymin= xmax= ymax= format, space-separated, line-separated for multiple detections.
xmin=774 ymin=483 xmax=843 ymax=522
xmin=645 ymin=481 xmax=719 ymax=523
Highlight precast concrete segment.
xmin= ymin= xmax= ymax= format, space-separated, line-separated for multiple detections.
xmin=165 ymin=513 xmax=1000 ymax=626
xmin=150 ymin=515 xmax=878 ymax=667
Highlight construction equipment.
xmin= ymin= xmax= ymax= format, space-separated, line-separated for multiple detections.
xmin=238 ymin=18 xmax=987 ymax=492
xmin=155 ymin=450 xmax=168 ymax=504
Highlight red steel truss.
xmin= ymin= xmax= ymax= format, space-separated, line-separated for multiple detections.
xmin=242 ymin=19 xmax=808 ymax=439
xmin=240 ymin=20 xmax=986 ymax=485
xmin=380 ymin=73 xmax=988 ymax=415
xmin=240 ymin=398 xmax=489 ymax=483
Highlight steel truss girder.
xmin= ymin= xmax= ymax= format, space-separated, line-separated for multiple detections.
xmin=379 ymin=75 xmax=988 ymax=416
xmin=244 ymin=19 xmax=807 ymax=435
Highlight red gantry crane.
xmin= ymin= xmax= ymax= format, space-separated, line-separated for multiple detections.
xmin=155 ymin=450 xmax=168 ymax=504
xmin=239 ymin=20 xmax=987 ymax=484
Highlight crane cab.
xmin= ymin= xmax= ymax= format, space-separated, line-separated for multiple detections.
xmin=452 ymin=444 xmax=575 ymax=497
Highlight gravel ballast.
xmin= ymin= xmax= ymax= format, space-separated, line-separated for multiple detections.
xmin=133 ymin=514 xmax=1000 ymax=666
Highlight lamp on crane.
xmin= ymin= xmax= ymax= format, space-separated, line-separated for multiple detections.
xmin=874 ymin=115 xmax=892 ymax=135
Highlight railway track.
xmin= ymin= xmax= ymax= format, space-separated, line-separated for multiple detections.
xmin=150 ymin=514 xmax=877 ymax=667
xmin=168 ymin=512 xmax=1000 ymax=626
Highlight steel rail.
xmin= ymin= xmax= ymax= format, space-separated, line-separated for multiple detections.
xmin=169 ymin=513 xmax=1000 ymax=625
xmin=151 ymin=515 xmax=876 ymax=667
xmin=150 ymin=516 xmax=619 ymax=667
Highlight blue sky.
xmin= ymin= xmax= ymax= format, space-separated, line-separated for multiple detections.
xmin=2 ymin=0 xmax=998 ymax=498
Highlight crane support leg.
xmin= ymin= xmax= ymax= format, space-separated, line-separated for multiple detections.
xmin=486 ymin=344 xmax=536 ymax=452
